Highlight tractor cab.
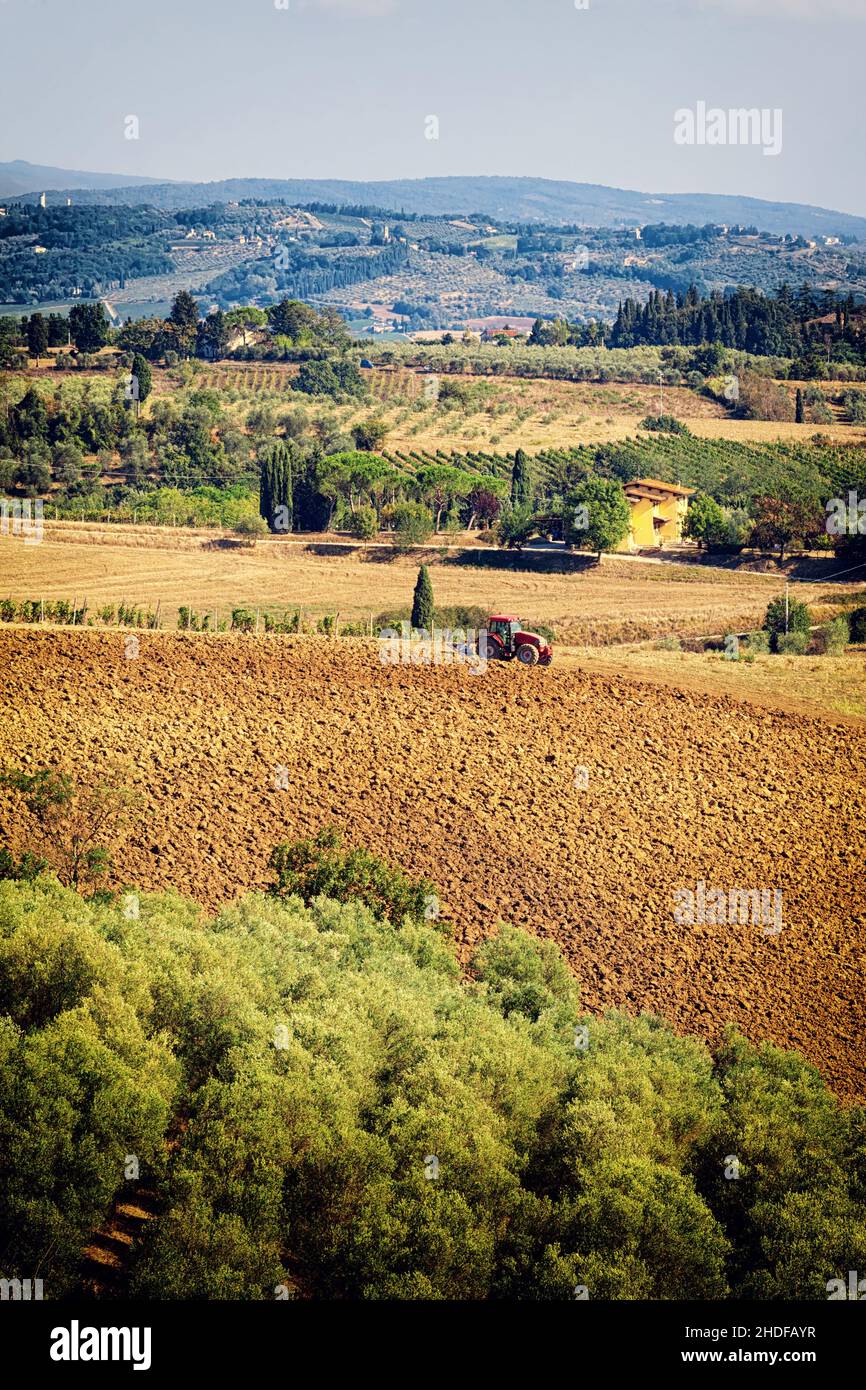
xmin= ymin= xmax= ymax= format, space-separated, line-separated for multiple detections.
xmin=487 ymin=615 xmax=522 ymax=651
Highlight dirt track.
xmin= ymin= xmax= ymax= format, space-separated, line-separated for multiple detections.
xmin=1 ymin=629 xmax=864 ymax=1100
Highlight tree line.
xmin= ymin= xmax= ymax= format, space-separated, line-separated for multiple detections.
xmin=530 ymin=284 xmax=866 ymax=367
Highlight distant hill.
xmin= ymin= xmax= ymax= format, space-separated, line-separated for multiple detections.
xmin=2 ymin=167 xmax=864 ymax=240
xmin=0 ymin=160 xmax=166 ymax=198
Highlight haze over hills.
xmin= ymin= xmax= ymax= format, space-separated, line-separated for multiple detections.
xmin=2 ymin=166 xmax=865 ymax=241
xmin=0 ymin=160 xmax=166 ymax=198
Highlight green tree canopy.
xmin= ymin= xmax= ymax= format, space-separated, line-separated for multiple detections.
xmin=564 ymin=477 xmax=631 ymax=556
xmin=683 ymin=492 xmax=727 ymax=549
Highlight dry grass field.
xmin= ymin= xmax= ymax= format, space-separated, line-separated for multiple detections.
xmin=0 ymin=528 xmax=854 ymax=646
xmin=562 ymin=644 xmax=866 ymax=722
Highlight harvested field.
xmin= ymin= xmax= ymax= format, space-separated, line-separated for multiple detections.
xmin=0 ymin=531 xmax=851 ymax=646
xmin=560 ymin=644 xmax=866 ymax=723
xmin=1 ymin=628 xmax=863 ymax=1101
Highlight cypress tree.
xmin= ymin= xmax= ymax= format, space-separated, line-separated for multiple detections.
xmin=511 ymin=449 xmax=532 ymax=509
xmin=131 ymin=353 xmax=152 ymax=403
xmin=260 ymin=442 xmax=294 ymax=532
xmin=27 ymin=313 xmax=48 ymax=361
xmin=411 ymin=564 xmax=434 ymax=632
xmin=795 ymin=389 xmax=805 ymax=424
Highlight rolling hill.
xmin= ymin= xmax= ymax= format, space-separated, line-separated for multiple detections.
xmin=0 ymin=159 xmax=166 ymax=198
xmin=3 ymin=167 xmax=864 ymax=241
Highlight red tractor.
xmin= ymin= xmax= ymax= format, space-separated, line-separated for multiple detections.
xmin=482 ymin=615 xmax=553 ymax=667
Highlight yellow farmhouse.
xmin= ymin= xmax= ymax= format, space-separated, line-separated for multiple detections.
xmin=617 ymin=477 xmax=695 ymax=552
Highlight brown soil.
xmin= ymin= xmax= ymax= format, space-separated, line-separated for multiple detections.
xmin=1 ymin=629 xmax=863 ymax=1101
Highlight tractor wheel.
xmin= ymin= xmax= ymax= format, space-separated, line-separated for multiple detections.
xmin=515 ymin=643 xmax=539 ymax=666
xmin=482 ymin=637 xmax=502 ymax=660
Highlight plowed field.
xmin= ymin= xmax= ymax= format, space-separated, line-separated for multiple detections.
xmin=1 ymin=629 xmax=864 ymax=1100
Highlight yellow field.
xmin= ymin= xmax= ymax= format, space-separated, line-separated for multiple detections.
xmin=0 ymin=527 xmax=856 ymax=648
xmin=562 ymin=643 xmax=866 ymax=722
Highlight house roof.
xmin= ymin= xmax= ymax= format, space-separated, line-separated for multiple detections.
xmin=624 ymin=477 xmax=695 ymax=500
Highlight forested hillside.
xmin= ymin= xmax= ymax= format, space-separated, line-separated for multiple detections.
xmin=7 ymin=173 xmax=866 ymax=240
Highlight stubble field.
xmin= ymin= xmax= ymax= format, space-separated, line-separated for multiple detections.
xmin=0 ymin=529 xmax=849 ymax=645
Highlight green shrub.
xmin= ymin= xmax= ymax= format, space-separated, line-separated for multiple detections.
xmin=746 ymin=630 xmax=770 ymax=655
xmin=233 ymin=514 xmax=268 ymax=545
xmin=849 ymin=606 xmax=866 ymax=642
xmin=496 ymin=505 xmax=537 ymax=550
xmin=263 ymin=609 xmax=301 ymax=634
xmin=528 ymin=620 xmax=556 ymax=644
xmin=639 ymin=414 xmax=691 ymax=435
xmin=0 ymin=846 xmax=48 ymax=881
xmin=346 ymin=505 xmax=377 ymax=540
xmin=268 ymin=825 xmax=438 ymax=928
xmin=230 ymin=607 xmax=256 ymax=633
xmin=776 ymin=631 xmax=808 ymax=655
xmin=654 ymin=635 xmax=682 ymax=652
xmin=387 ymin=501 xmax=434 ymax=550
xmin=816 ymin=615 xmax=850 ymax=655
xmin=764 ymin=596 xmax=811 ymax=652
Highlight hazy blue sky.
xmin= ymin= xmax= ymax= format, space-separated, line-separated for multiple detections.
xmin=1 ymin=0 xmax=864 ymax=212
